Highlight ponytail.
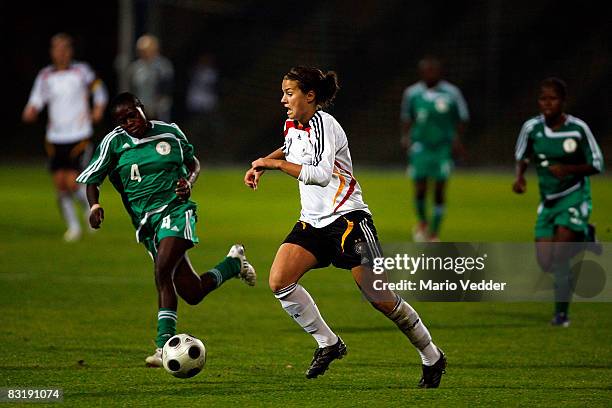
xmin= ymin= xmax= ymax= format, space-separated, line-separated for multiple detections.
xmin=285 ymin=66 xmax=340 ymax=109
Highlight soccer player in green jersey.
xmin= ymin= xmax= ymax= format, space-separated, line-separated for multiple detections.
xmin=400 ymin=56 xmax=469 ymax=242
xmin=513 ymin=78 xmax=604 ymax=327
xmin=77 ymin=92 xmax=256 ymax=366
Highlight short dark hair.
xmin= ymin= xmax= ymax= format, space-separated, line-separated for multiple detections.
xmin=540 ymin=77 xmax=567 ymax=100
xmin=284 ymin=66 xmax=339 ymax=109
xmin=111 ymin=92 xmax=143 ymax=112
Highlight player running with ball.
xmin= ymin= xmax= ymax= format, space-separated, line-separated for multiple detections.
xmin=77 ymin=92 xmax=256 ymax=366
xmin=244 ymin=66 xmax=446 ymax=388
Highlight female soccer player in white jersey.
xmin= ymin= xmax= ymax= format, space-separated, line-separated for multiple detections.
xmin=22 ymin=33 xmax=108 ymax=242
xmin=77 ymin=93 xmax=256 ymax=366
xmin=513 ymin=78 xmax=604 ymax=327
xmin=244 ymin=67 xmax=446 ymax=387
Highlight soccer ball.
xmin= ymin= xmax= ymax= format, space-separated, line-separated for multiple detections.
xmin=162 ymin=333 xmax=207 ymax=378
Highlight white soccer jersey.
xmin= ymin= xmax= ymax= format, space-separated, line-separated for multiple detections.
xmin=26 ymin=62 xmax=108 ymax=144
xmin=282 ymin=110 xmax=370 ymax=228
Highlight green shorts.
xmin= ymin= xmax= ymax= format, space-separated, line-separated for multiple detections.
xmin=408 ymin=143 xmax=453 ymax=181
xmin=137 ymin=199 xmax=199 ymax=259
xmin=535 ymin=190 xmax=591 ymax=239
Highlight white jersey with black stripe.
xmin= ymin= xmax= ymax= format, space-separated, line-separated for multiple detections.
xmin=282 ymin=110 xmax=370 ymax=228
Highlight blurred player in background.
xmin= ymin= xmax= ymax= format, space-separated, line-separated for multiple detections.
xmin=22 ymin=33 xmax=108 ymax=242
xmin=400 ymin=56 xmax=469 ymax=242
xmin=127 ymin=34 xmax=174 ymax=122
xmin=245 ymin=66 xmax=446 ymax=388
xmin=77 ymin=92 xmax=256 ymax=366
xmin=513 ymin=77 xmax=604 ymax=327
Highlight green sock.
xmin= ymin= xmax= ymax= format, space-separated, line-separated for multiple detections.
xmin=430 ymin=205 xmax=445 ymax=235
xmin=415 ymin=198 xmax=427 ymax=223
xmin=205 ymin=256 xmax=241 ymax=288
xmin=552 ymin=261 xmax=571 ymax=316
xmin=156 ymin=308 xmax=177 ymax=348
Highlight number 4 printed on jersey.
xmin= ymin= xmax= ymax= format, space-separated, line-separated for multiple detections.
xmin=131 ymin=164 xmax=142 ymax=182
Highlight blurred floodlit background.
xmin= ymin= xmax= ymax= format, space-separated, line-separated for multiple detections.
xmin=7 ymin=0 xmax=610 ymax=166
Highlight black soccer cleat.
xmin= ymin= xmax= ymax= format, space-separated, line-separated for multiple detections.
xmin=418 ymin=347 xmax=446 ymax=389
xmin=305 ymin=337 xmax=347 ymax=379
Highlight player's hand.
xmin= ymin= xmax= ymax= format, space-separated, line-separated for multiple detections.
xmin=89 ymin=205 xmax=105 ymax=229
xmin=548 ymin=164 xmax=569 ymax=179
xmin=175 ymin=178 xmax=191 ymax=201
xmin=512 ymin=177 xmax=527 ymax=194
xmin=244 ymin=167 xmax=265 ymax=190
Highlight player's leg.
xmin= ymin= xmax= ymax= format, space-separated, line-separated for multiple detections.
xmin=173 ymin=244 xmax=256 ymax=305
xmin=429 ymin=154 xmax=452 ymax=241
xmin=270 ymin=243 xmax=344 ymax=378
xmin=53 ymin=168 xmax=82 ymax=242
xmin=413 ymin=178 xmax=428 ymax=242
xmin=68 ymin=140 xmax=93 ymax=217
xmin=353 ymin=266 xmax=445 ymax=388
xmin=153 ymin=237 xmax=193 ymax=348
xmin=429 ymin=180 xmax=446 ymax=241
xmin=549 ymin=226 xmax=581 ymax=327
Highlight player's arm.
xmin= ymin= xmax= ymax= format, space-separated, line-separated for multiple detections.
xmin=399 ymin=89 xmax=413 ymax=151
xmin=548 ymin=163 xmax=599 ymax=179
xmin=86 ymin=184 xmax=105 ymax=228
xmin=452 ymin=121 xmax=468 ymax=162
xmin=176 ymin=156 xmax=200 ymax=200
xmin=244 ymin=148 xmax=286 ymax=189
xmin=400 ymin=120 xmax=412 ymax=150
xmin=513 ymin=160 xmax=529 ymax=194
xmin=90 ymin=78 xmax=109 ymax=124
xmin=513 ymin=120 xmax=534 ymax=194
xmin=22 ymin=72 xmax=46 ymax=123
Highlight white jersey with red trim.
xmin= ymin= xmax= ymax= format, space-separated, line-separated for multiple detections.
xmin=282 ymin=110 xmax=370 ymax=228
xmin=26 ymin=62 xmax=108 ymax=143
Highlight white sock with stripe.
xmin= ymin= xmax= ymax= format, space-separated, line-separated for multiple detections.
xmin=275 ymin=283 xmax=338 ymax=348
xmin=387 ymin=296 xmax=440 ymax=366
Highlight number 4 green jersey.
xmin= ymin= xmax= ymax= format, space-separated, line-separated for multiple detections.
xmin=77 ymin=120 xmax=195 ymax=228
xmin=515 ymin=114 xmax=604 ymax=203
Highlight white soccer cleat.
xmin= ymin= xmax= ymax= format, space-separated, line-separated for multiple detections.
xmin=145 ymin=348 xmax=163 ymax=367
xmin=63 ymin=227 xmax=82 ymax=242
xmin=412 ymin=223 xmax=428 ymax=243
xmin=227 ymin=244 xmax=256 ymax=286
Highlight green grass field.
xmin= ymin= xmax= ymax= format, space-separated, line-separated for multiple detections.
xmin=1 ymin=165 xmax=611 ymax=407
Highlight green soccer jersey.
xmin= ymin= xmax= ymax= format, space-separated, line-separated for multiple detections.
xmin=77 ymin=120 xmax=195 ymax=228
xmin=515 ymin=115 xmax=604 ymax=202
xmin=400 ymin=80 xmax=469 ymax=148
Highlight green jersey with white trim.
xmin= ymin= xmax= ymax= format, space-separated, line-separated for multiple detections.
xmin=76 ymin=120 xmax=195 ymax=227
xmin=400 ymin=80 xmax=469 ymax=148
xmin=514 ymin=115 xmax=604 ymax=202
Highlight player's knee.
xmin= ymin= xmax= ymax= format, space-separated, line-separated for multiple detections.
xmin=370 ymin=300 xmax=395 ymax=315
xmin=181 ymin=292 xmax=205 ymax=306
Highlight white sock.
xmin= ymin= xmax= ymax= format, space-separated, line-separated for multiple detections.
xmin=386 ymin=297 xmax=440 ymax=365
xmin=74 ymin=185 xmax=90 ymax=213
xmin=58 ymin=192 xmax=80 ymax=231
xmin=275 ymin=283 xmax=338 ymax=348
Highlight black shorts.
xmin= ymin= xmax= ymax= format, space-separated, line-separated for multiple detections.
xmin=45 ymin=139 xmax=92 ymax=172
xmin=283 ymin=210 xmax=382 ymax=270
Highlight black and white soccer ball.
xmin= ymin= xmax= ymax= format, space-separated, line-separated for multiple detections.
xmin=162 ymin=333 xmax=207 ymax=378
